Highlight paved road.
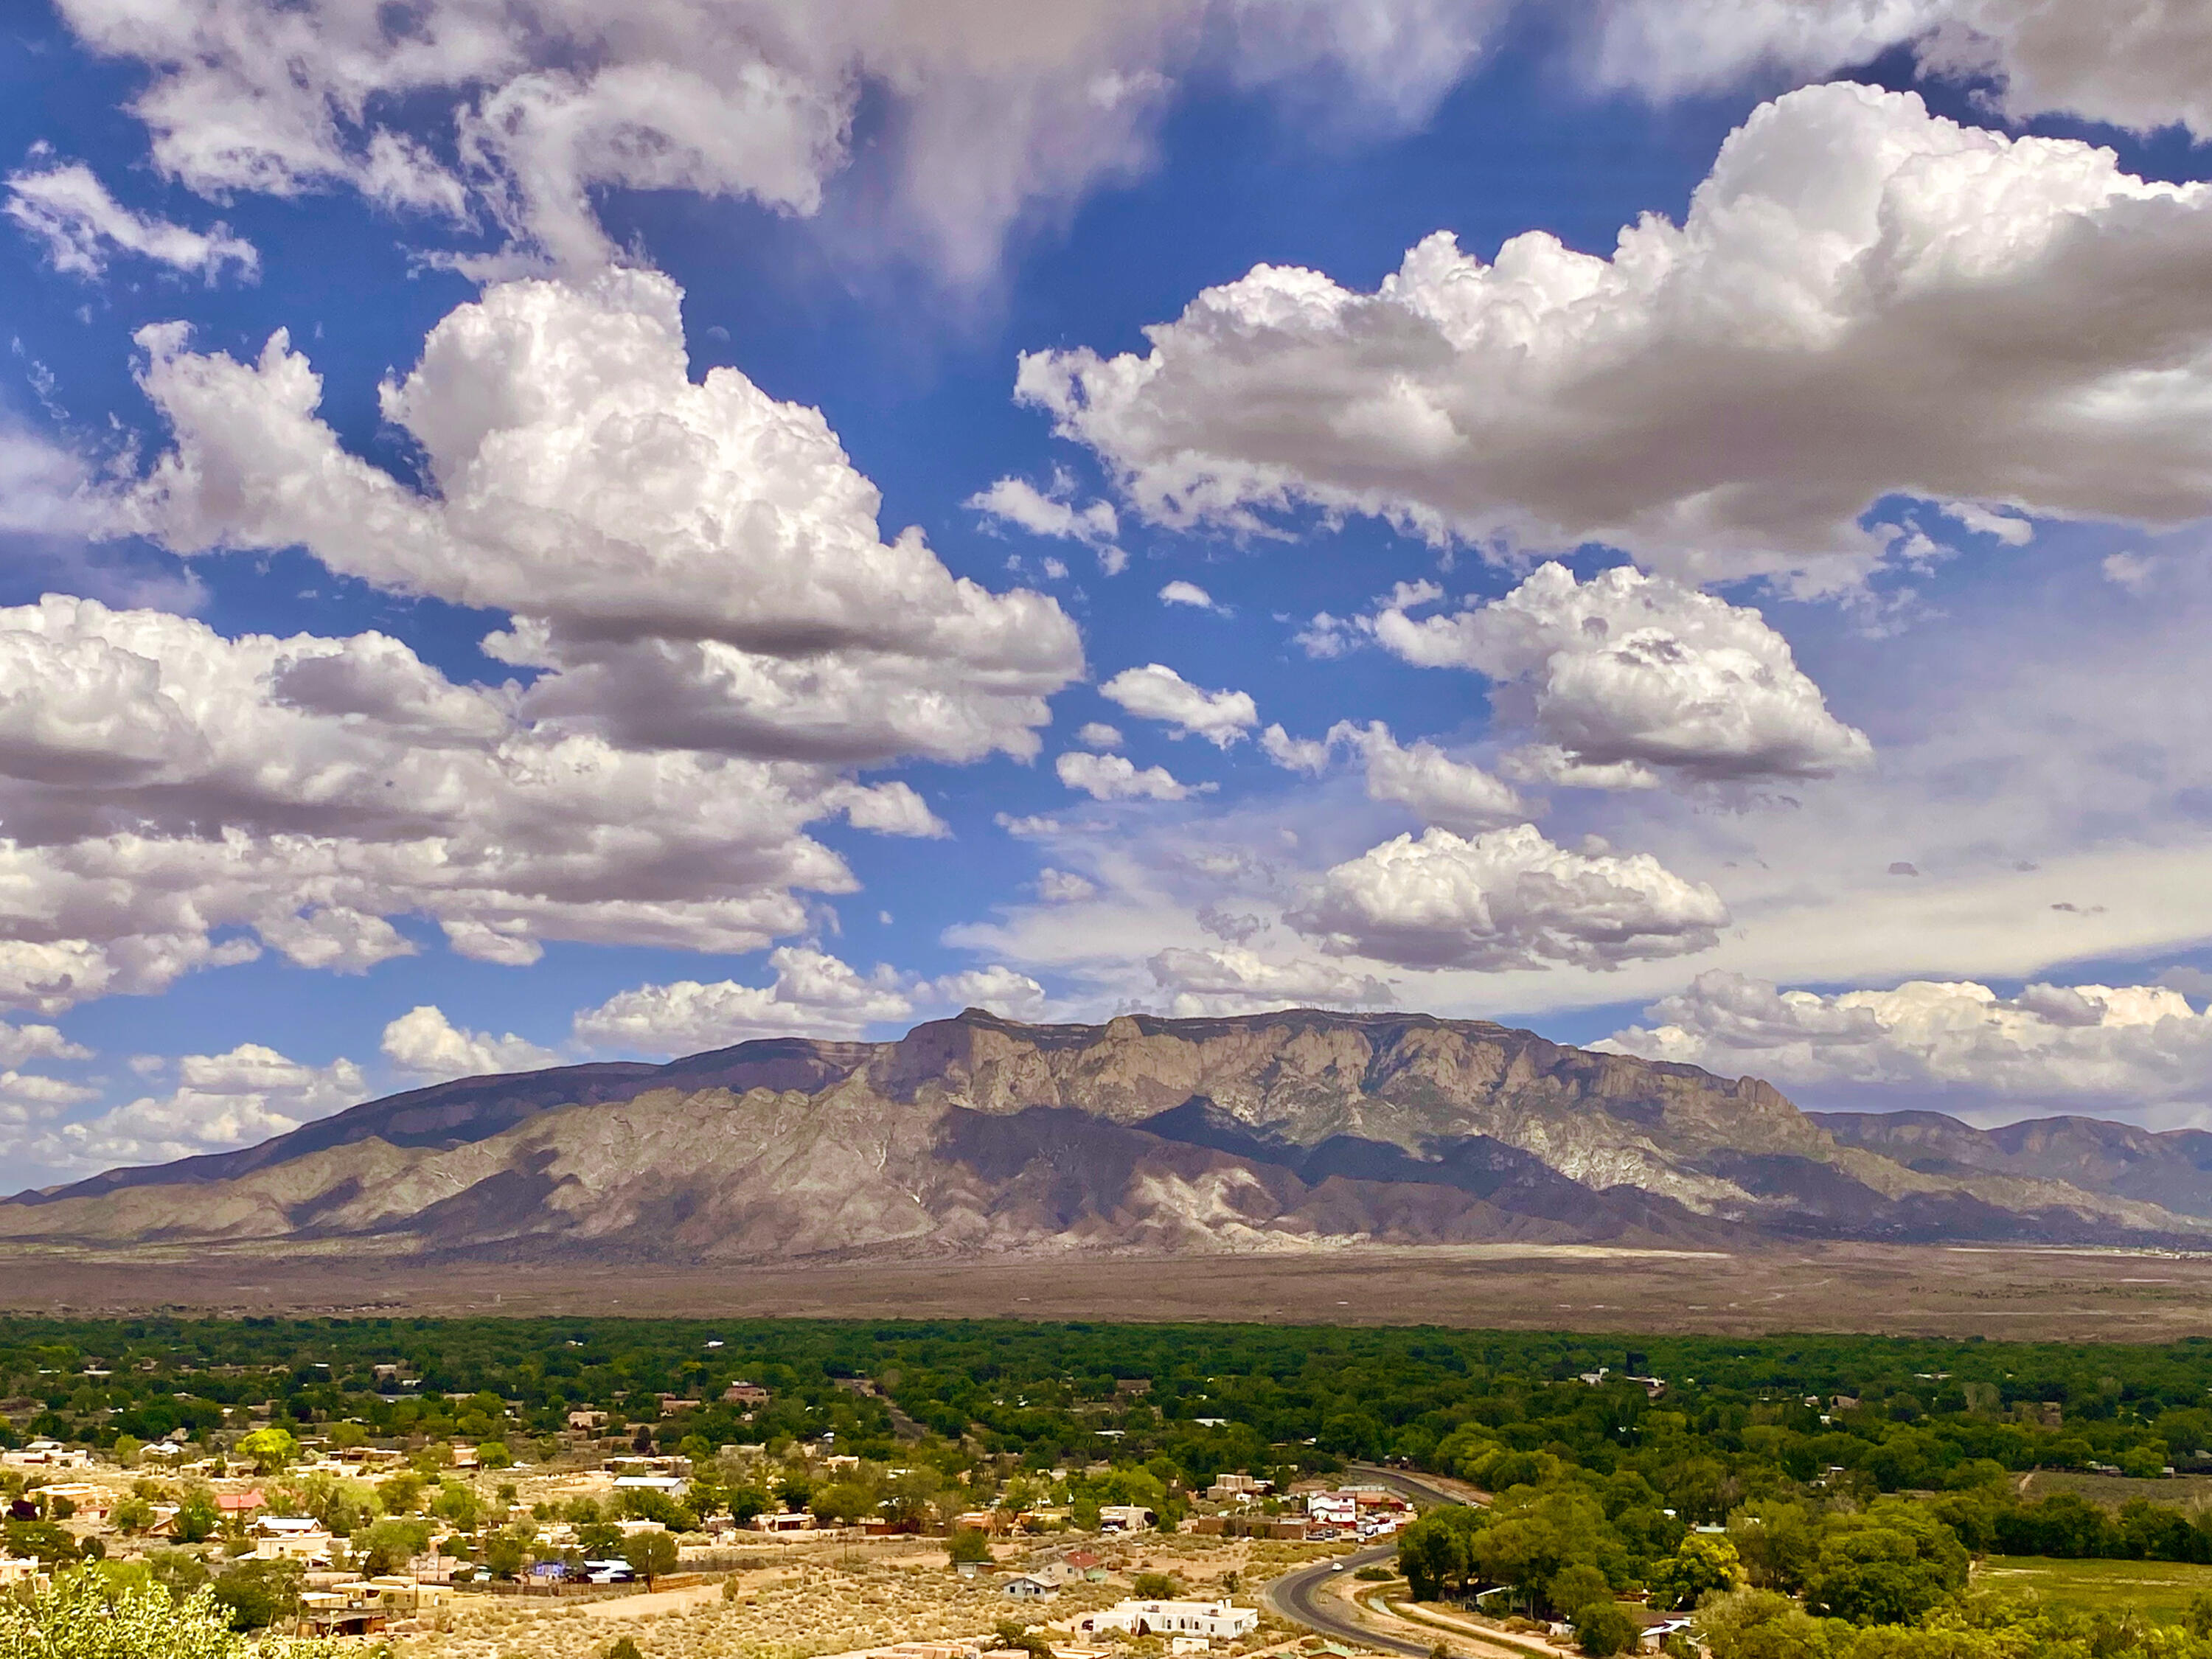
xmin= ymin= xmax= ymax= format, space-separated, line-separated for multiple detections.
xmin=1345 ymin=1463 xmax=1480 ymax=1510
xmin=1263 ymin=1545 xmax=1439 ymax=1658
xmin=1261 ymin=1467 xmax=1489 ymax=1656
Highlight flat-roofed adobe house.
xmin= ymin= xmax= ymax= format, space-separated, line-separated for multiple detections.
xmin=1076 ymin=1601 xmax=1257 ymax=1641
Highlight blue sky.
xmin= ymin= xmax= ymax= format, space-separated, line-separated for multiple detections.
xmin=3 ymin=0 xmax=2212 ymax=1186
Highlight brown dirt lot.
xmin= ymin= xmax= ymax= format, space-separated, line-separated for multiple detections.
xmin=6 ymin=1242 xmax=2212 ymax=1340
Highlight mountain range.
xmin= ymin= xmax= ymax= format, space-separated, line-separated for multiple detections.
xmin=2 ymin=1008 xmax=2205 ymax=1262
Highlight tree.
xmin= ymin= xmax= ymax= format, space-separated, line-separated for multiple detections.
xmin=607 ymin=1640 xmax=645 ymax=1659
xmin=1548 ymin=1563 xmax=1612 ymax=1619
xmin=111 ymin=1496 xmax=156 ymax=1534
xmin=774 ymin=1472 xmax=813 ymax=1512
xmin=1132 ymin=1571 xmax=1179 ymax=1599
xmin=1649 ymin=1535 xmax=1742 ymax=1612
xmin=210 ymin=1558 xmax=302 ymax=1631
xmin=111 ymin=1435 xmax=144 ymax=1468
xmin=811 ymin=1481 xmax=875 ymax=1527
xmin=484 ymin=1532 xmax=529 ymax=1580
xmin=622 ymin=1528 xmax=678 ymax=1589
xmin=1801 ymin=1502 xmax=1966 ymax=1627
xmin=476 ymin=1441 xmax=515 ymax=1470
xmin=235 ymin=1426 xmax=298 ymax=1476
xmin=0 ymin=1567 xmax=352 ymax=1658
xmin=947 ymin=1528 xmax=992 ymax=1565
xmin=4 ymin=1520 xmax=80 ymax=1566
xmin=1695 ymin=1587 xmax=1836 ymax=1659
xmin=174 ymin=1491 xmax=220 ymax=1544
xmin=1729 ymin=1503 xmax=1823 ymax=1594
xmin=355 ymin=1517 xmax=433 ymax=1576
xmin=1397 ymin=1506 xmax=1483 ymax=1601
xmin=1572 ymin=1600 xmax=1641 ymax=1658
xmin=432 ymin=1482 xmax=483 ymax=1532
xmin=726 ymin=1483 xmax=771 ymax=1526
xmin=378 ymin=1472 xmax=425 ymax=1514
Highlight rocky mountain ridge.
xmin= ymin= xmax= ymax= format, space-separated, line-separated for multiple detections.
xmin=2 ymin=1009 xmax=2201 ymax=1261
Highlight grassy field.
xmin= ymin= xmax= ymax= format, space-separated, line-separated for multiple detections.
xmin=1975 ymin=1556 xmax=2212 ymax=1624
xmin=2021 ymin=1470 xmax=2212 ymax=1512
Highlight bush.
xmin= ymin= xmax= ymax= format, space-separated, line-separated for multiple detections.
xmin=1132 ymin=1571 xmax=1179 ymax=1599
xmin=0 ymin=1566 xmax=351 ymax=1658
xmin=1572 ymin=1601 xmax=1641 ymax=1658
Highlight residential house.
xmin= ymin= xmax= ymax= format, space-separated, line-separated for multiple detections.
xmin=1205 ymin=1474 xmax=1270 ymax=1500
xmin=296 ymin=1577 xmax=445 ymax=1638
xmin=1305 ymin=1493 xmax=1356 ymax=1529
xmin=1097 ymin=1503 xmax=1155 ymax=1532
xmin=216 ymin=1489 xmax=268 ymax=1519
xmin=252 ymin=1517 xmax=336 ymax=1563
xmin=1001 ymin=1575 xmax=1057 ymax=1600
xmin=1075 ymin=1601 xmax=1257 ymax=1641
xmin=1 ymin=1441 xmax=88 ymax=1470
xmin=567 ymin=1410 xmax=610 ymax=1432
xmin=0 ymin=1556 xmax=44 ymax=1588
xmin=723 ymin=1382 xmax=771 ymax=1406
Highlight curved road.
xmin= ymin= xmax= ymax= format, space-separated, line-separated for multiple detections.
xmin=1260 ymin=1466 xmax=1486 ymax=1656
xmin=1345 ymin=1463 xmax=1482 ymax=1510
xmin=1263 ymin=1545 xmax=1436 ymax=1658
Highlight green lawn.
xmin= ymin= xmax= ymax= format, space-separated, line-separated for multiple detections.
xmin=1975 ymin=1556 xmax=2212 ymax=1624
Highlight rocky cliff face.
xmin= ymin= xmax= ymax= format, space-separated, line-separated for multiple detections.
xmin=2 ymin=1009 xmax=2201 ymax=1261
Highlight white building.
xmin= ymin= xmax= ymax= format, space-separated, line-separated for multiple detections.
xmin=1305 ymin=1493 xmax=1356 ymax=1527
xmin=1 ymin=1441 xmax=88 ymax=1470
xmin=1096 ymin=1503 xmax=1155 ymax=1532
xmin=1076 ymin=1601 xmax=1258 ymax=1641
xmin=252 ymin=1517 xmax=336 ymax=1562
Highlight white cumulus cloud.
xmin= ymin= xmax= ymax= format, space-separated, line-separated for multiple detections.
xmin=0 ymin=595 xmax=943 ymax=1007
xmin=1147 ymin=945 xmax=1394 ymax=1017
xmin=5 ymin=158 xmax=257 ymax=282
xmin=1018 ymin=82 xmax=2212 ymax=588
xmin=380 ymin=1005 xmax=560 ymax=1083
xmin=1594 ymin=0 xmax=2212 ymax=139
xmin=1374 ymin=563 xmax=1871 ymax=785
xmin=968 ymin=473 xmax=1124 ymax=574
xmin=1056 ymin=751 xmax=1197 ymax=802
xmin=50 ymin=0 xmax=1504 ymax=279
xmin=1602 ymin=970 xmax=2212 ymax=1124
xmin=573 ymin=945 xmax=915 ymax=1057
xmin=1158 ymin=580 xmax=1219 ymax=611
xmin=1262 ymin=720 xmax=1523 ymax=830
xmin=130 ymin=269 xmax=1082 ymax=768
xmin=1036 ymin=868 xmax=1099 ymax=903
xmin=49 ymin=1044 xmax=363 ymax=1170
xmin=1288 ymin=822 xmax=1728 ymax=971
xmin=1099 ymin=663 xmax=1258 ymax=748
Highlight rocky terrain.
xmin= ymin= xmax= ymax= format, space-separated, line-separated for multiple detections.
xmin=2 ymin=1008 xmax=2203 ymax=1262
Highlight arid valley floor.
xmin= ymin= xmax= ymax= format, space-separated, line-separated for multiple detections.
xmin=7 ymin=1242 xmax=2212 ymax=1340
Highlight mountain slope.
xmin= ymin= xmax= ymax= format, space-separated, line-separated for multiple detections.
xmin=1 ymin=1009 xmax=2202 ymax=1260
xmin=1814 ymin=1110 xmax=2212 ymax=1221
